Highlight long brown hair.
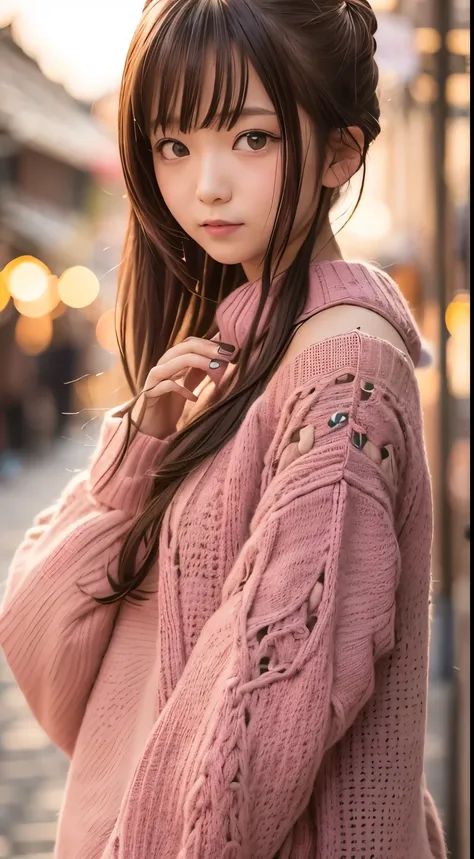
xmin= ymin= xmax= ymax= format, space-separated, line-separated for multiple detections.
xmin=96 ymin=0 xmax=381 ymax=604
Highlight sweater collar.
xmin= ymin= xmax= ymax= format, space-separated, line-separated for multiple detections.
xmin=215 ymin=260 xmax=424 ymax=368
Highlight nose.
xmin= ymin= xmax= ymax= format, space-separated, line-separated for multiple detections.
xmin=195 ymin=154 xmax=232 ymax=205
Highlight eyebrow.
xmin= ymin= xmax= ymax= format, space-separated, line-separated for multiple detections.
xmin=153 ymin=107 xmax=276 ymax=133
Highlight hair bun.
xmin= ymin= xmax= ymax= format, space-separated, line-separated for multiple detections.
xmin=344 ymin=0 xmax=378 ymax=37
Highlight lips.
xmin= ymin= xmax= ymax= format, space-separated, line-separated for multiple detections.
xmin=201 ymin=221 xmax=243 ymax=238
xmin=202 ymin=220 xmax=241 ymax=227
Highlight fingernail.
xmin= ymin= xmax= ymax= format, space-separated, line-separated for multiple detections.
xmin=209 ymin=360 xmax=221 ymax=370
xmin=217 ymin=343 xmax=235 ymax=354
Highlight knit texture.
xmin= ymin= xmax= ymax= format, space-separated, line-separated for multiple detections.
xmin=0 ymin=261 xmax=446 ymax=859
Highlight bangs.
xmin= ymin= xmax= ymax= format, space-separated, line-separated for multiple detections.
xmin=141 ymin=0 xmax=250 ymax=136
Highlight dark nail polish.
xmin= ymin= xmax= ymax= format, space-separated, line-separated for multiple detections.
xmin=209 ymin=360 xmax=221 ymax=370
xmin=217 ymin=342 xmax=235 ymax=354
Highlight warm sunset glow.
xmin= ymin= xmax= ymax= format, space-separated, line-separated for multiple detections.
xmin=58 ymin=266 xmax=100 ymax=308
xmin=7 ymin=0 xmax=144 ymax=102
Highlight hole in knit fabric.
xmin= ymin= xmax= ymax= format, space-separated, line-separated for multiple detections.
xmin=352 ymin=431 xmax=368 ymax=451
xmin=174 ymin=546 xmax=181 ymax=576
xmin=259 ymin=656 xmax=270 ymax=675
xmin=257 ymin=626 xmax=269 ymax=643
xmin=360 ymin=380 xmax=375 ymax=401
xmin=328 ymin=412 xmax=349 ymax=429
xmin=307 ymin=574 xmax=324 ymax=632
xmin=335 ymin=372 xmax=355 ymax=385
xmin=244 ymin=709 xmax=250 ymax=726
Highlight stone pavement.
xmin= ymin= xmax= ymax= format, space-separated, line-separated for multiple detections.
xmin=0 ymin=436 xmax=450 ymax=858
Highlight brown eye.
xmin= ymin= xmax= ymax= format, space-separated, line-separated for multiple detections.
xmin=158 ymin=140 xmax=189 ymax=160
xmin=235 ymin=132 xmax=279 ymax=153
xmin=246 ymin=132 xmax=268 ymax=151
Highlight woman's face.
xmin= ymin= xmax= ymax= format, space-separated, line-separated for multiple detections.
xmin=150 ymin=56 xmax=319 ymax=282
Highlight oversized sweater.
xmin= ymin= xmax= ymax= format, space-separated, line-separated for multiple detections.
xmin=0 ymin=260 xmax=447 ymax=859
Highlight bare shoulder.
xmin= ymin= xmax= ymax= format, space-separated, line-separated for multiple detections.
xmin=281 ymin=304 xmax=411 ymax=368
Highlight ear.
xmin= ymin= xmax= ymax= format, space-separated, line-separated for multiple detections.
xmin=322 ymin=126 xmax=365 ymax=189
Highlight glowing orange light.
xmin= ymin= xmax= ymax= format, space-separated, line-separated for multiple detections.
xmin=58 ymin=266 xmax=100 ymax=308
xmin=14 ymin=275 xmax=60 ymax=318
xmin=96 ymin=308 xmax=119 ymax=352
xmin=4 ymin=256 xmax=50 ymax=302
xmin=446 ymin=294 xmax=470 ymax=399
xmin=51 ymin=300 xmax=68 ymax=320
xmin=410 ymin=73 xmax=438 ymax=105
xmin=415 ymin=28 xmax=441 ymax=55
xmin=445 ymin=293 xmax=470 ymax=337
xmin=15 ymin=314 xmax=53 ymax=356
xmin=0 ymin=272 xmax=10 ymax=312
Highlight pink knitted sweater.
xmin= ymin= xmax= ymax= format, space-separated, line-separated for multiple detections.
xmin=0 ymin=261 xmax=446 ymax=859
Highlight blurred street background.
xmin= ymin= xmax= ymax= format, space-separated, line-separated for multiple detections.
xmin=0 ymin=0 xmax=470 ymax=857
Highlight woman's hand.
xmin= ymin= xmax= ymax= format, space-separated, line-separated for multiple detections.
xmin=131 ymin=338 xmax=235 ymax=439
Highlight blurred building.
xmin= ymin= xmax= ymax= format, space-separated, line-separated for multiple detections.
xmin=339 ymin=2 xmax=470 ymax=855
xmin=0 ymin=26 xmax=125 ymax=471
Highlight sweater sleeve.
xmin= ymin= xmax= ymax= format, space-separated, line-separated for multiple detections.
xmin=0 ymin=412 xmax=167 ymax=757
xmin=103 ymin=368 xmax=409 ymax=859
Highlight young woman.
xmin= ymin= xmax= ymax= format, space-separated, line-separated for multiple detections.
xmin=0 ymin=1 xmax=446 ymax=857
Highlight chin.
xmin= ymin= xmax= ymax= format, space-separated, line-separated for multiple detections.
xmin=196 ymin=241 xmax=262 ymax=271
xmin=196 ymin=245 xmax=247 ymax=267
xmin=206 ymin=252 xmax=246 ymax=266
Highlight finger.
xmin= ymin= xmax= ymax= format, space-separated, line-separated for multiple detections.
xmin=160 ymin=337 xmax=234 ymax=364
xmin=183 ymin=357 xmax=230 ymax=390
xmin=148 ymin=353 xmax=227 ymax=386
xmin=143 ymin=378 xmax=198 ymax=403
xmin=181 ymin=365 xmax=209 ymax=393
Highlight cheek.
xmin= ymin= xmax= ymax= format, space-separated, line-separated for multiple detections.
xmin=247 ymin=154 xmax=282 ymax=215
xmin=153 ymin=162 xmax=186 ymax=220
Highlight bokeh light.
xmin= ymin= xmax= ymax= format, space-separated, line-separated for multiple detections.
xmin=446 ymin=294 xmax=470 ymax=400
xmin=445 ymin=292 xmax=470 ymax=336
xmin=96 ymin=308 xmax=119 ymax=352
xmin=15 ymin=314 xmax=53 ymax=355
xmin=51 ymin=300 xmax=68 ymax=319
xmin=58 ymin=266 xmax=100 ymax=308
xmin=4 ymin=256 xmax=50 ymax=302
xmin=13 ymin=275 xmax=60 ymax=318
xmin=0 ymin=272 xmax=10 ymax=312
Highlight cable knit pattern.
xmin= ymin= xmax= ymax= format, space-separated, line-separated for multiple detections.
xmin=0 ymin=262 xmax=446 ymax=859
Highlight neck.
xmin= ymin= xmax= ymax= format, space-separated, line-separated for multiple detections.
xmin=311 ymin=219 xmax=343 ymax=264
xmin=242 ymin=218 xmax=343 ymax=282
